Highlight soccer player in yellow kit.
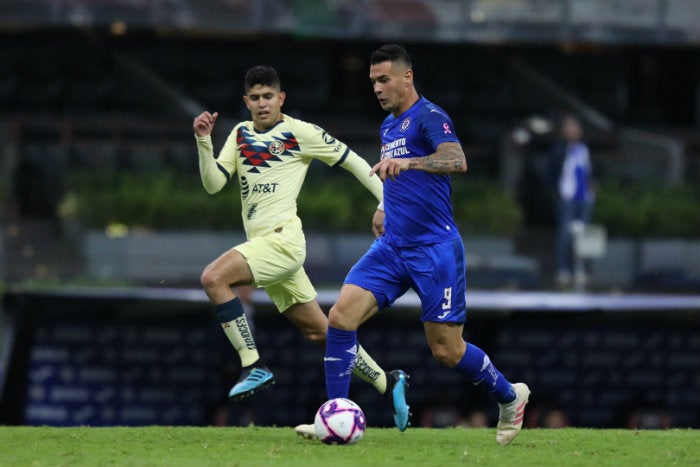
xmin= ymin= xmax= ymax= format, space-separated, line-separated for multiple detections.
xmin=193 ymin=66 xmax=409 ymax=430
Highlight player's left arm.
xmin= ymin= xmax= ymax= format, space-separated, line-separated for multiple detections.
xmin=303 ymin=121 xmax=385 ymax=234
xmin=304 ymin=121 xmax=384 ymax=202
xmin=340 ymin=152 xmax=385 ymax=237
xmin=338 ymin=151 xmax=384 ymax=202
xmin=370 ymin=142 xmax=467 ymax=181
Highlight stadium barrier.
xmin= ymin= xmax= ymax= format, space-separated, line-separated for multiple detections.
xmin=1 ymin=286 xmax=699 ymax=429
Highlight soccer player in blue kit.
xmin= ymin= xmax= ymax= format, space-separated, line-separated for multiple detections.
xmin=321 ymin=44 xmax=530 ymax=444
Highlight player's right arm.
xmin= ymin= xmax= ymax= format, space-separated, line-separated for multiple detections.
xmin=193 ymin=111 xmax=237 ymax=194
xmin=194 ymin=110 xmax=218 ymax=138
xmin=370 ymin=142 xmax=467 ymax=182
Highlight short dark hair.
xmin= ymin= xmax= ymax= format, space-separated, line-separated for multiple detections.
xmin=244 ymin=66 xmax=281 ymax=93
xmin=370 ymin=44 xmax=412 ymax=69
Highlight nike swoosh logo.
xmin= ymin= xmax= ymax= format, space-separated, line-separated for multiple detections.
xmin=480 ymin=356 xmax=491 ymax=371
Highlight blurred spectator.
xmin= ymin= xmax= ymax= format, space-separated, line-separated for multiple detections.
xmin=542 ymin=407 xmax=570 ymax=428
xmin=523 ymin=398 xmax=570 ymax=428
xmin=625 ymin=404 xmax=673 ymax=430
xmin=420 ymin=403 xmax=465 ymax=428
xmin=420 ymin=403 xmax=489 ymax=428
xmin=549 ymin=114 xmax=595 ymax=289
xmin=463 ymin=409 xmax=489 ymax=428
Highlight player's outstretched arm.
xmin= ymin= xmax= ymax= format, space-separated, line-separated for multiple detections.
xmin=337 ymin=151 xmax=385 ymax=236
xmin=370 ymin=142 xmax=467 ymax=181
xmin=194 ymin=111 xmax=228 ymax=194
xmin=338 ymin=151 xmax=384 ymax=202
xmin=193 ymin=111 xmax=219 ymax=137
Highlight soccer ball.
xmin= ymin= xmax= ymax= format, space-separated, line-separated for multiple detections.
xmin=314 ymin=398 xmax=366 ymax=445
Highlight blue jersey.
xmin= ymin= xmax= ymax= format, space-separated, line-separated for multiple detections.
xmin=379 ymin=96 xmax=462 ymax=247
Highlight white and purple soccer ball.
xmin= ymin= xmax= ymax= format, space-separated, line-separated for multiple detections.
xmin=314 ymin=397 xmax=366 ymax=445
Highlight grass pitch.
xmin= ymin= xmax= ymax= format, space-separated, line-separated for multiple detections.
xmin=1 ymin=426 xmax=699 ymax=467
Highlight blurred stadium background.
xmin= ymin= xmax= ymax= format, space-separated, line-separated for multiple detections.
xmin=1 ymin=0 xmax=699 ymax=430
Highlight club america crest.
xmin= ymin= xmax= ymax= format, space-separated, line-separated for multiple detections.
xmin=268 ymin=140 xmax=285 ymax=156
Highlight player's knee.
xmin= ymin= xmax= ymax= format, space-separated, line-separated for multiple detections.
xmin=430 ymin=345 xmax=460 ymax=368
xmin=199 ymin=270 xmax=211 ymax=290
xmin=328 ymin=305 xmax=355 ymax=330
xmin=200 ymin=266 xmax=220 ymax=291
xmin=303 ymin=329 xmax=326 ymax=346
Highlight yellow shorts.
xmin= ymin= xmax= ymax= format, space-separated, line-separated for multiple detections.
xmin=233 ymin=219 xmax=317 ymax=313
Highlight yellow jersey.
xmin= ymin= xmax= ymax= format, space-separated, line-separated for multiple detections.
xmin=196 ymin=114 xmax=382 ymax=239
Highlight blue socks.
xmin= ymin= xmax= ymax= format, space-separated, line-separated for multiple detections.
xmin=456 ymin=342 xmax=516 ymax=404
xmin=325 ymin=329 xmax=515 ymax=404
xmin=325 ymin=326 xmax=357 ymax=399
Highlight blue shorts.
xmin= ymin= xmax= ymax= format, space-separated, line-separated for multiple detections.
xmin=344 ymin=235 xmax=467 ymax=323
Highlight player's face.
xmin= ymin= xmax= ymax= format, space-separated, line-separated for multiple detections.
xmin=562 ymin=116 xmax=582 ymax=141
xmin=369 ymin=61 xmax=413 ymax=116
xmin=243 ymin=84 xmax=286 ymax=130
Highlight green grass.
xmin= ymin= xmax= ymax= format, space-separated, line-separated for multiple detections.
xmin=1 ymin=426 xmax=699 ymax=467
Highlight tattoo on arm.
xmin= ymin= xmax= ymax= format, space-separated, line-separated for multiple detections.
xmin=407 ymin=142 xmax=466 ymax=174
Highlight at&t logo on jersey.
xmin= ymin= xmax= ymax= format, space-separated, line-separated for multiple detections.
xmin=241 ymin=176 xmax=280 ymax=199
xmin=252 ymin=183 xmax=279 ymax=194
xmin=381 ymin=138 xmax=410 ymax=159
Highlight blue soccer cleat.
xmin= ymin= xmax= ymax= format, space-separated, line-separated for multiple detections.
xmin=387 ymin=369 xmax=411 ymax=431
xmin=229 ymin=366 xmax=275 ymax=400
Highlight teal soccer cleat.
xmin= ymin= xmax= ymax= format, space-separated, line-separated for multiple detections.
xmin=228 ymin=366 xmax=275 ymax=400
xmin=387 ymin=369 xmax=411 ymax=431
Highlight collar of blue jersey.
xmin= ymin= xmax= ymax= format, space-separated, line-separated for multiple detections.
xmin=388 ymin=95 xmax=424 ymax=121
